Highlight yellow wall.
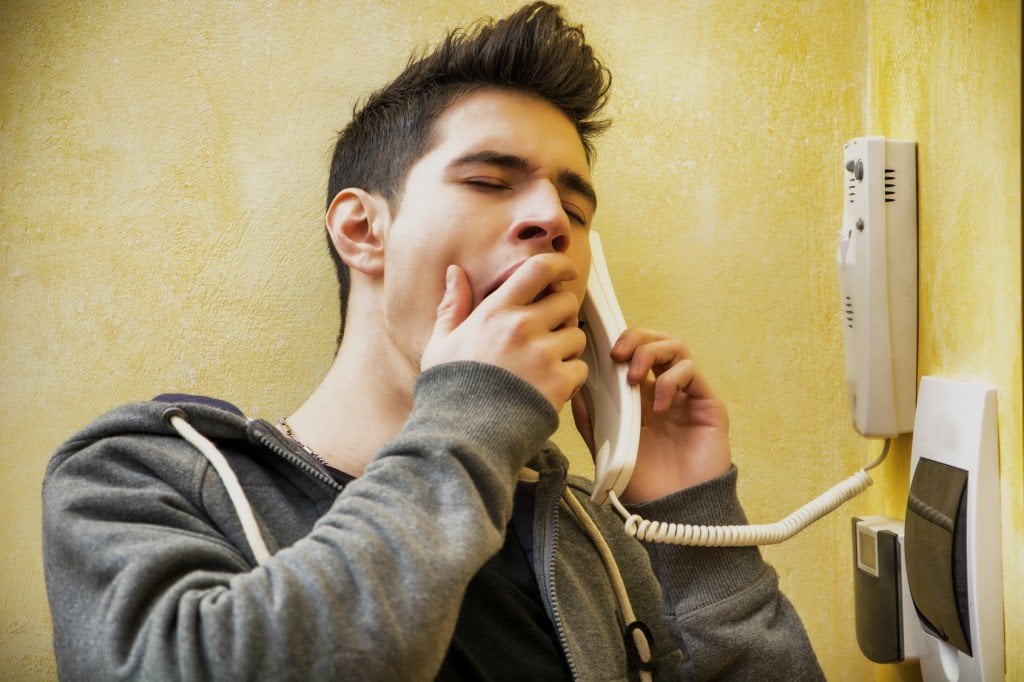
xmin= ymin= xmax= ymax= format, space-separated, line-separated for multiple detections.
xmin=1 ymin=1 xmax=1019 ymax=679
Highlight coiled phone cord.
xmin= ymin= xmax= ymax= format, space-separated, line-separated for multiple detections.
xmin=607 ymin=440 xmax=891 ymax=547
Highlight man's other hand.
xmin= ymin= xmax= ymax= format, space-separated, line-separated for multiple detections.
xmin=571 ymin=328 xmax=731 ymax=503
xmin=422 ymin=253 xmax=588 ymax=410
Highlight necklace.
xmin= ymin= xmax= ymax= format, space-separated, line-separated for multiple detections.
xmin=278 ymin=417 xmax=330 ymax=469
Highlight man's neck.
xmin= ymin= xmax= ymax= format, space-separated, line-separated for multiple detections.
xmin=283 ymin=328 xmax=418 ymax=478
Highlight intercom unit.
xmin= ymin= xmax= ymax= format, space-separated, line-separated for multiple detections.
xmin=837 ymin=136 xmax=918 ymax=438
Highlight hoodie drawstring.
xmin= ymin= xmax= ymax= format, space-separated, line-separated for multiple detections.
xmin=562 ymin=486 xmax=655 ymax=681
xmin=163 ymin=408 xmax=271 ymax=566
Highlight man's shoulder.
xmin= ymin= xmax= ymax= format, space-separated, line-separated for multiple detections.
xmin=151 ymin=393 xmax=245 ymax=416
xmin=48 ymin=394 xmax=253 ymax=475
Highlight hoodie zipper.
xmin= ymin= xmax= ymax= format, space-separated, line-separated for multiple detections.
xmin=539 ymin=478 xmax=579 ymax=681
xmin=254 ymin=415 xmax=585 ymax=676
xmin=248 ymin=421 xmax=344 ymax=492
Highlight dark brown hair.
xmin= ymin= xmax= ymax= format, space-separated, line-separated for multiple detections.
xmin=325 ymin=2 xmax=611 ymax=342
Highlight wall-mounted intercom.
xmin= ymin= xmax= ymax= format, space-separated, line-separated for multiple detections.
xmin=837 ymin=137 xmax=918 ymax=437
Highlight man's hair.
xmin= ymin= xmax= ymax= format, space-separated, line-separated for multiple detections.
xmin=325 ymin=1 xmax=611 ymax=343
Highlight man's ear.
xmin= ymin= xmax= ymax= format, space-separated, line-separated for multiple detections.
xmin=325 ymin=188 xmax=390 ymax=276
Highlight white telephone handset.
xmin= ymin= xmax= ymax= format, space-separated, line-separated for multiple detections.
xmin=579 ymin=231 xmax=642 ymax=504
xmin=580 ymin=229 xmax=881 ymax=547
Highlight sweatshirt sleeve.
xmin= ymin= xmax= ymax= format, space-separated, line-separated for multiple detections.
xmin=42 ymin=362 xmax=558 ymax=681
xmin=627 ymin=467 xmax=826 ymax=681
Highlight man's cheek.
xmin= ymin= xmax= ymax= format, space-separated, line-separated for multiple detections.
xmin=568 ymin=280 xmax=587 ymax=311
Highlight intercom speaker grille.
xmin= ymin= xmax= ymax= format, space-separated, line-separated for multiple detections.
xmin=884 ymin=168 xmax=896 ymax=203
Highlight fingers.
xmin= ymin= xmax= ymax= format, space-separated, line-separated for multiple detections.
xmin=421 ymin=253 xmax=587 ymax=410
xmin=485 ymin=253 xmax=579 ymax=309
xmin=549 ymin=323 xmax=588 ymax=361
xmin=610 ymin=328 xmax=672 ymax=364
xmin=531 ymin=290 xmax=581 ymax=333
xmin=651 ymin=358 xmax=699 ymax=413
xmin=480 ymin=253 xmax=582 ymax=333
xmin=612 ymin=328 xmax=718 ymax=411
xmin=429 ymin=265 xmax=472 ymax=340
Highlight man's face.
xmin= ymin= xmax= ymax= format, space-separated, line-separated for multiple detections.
xmin=379 ymin=89 xmax=596 ymax=364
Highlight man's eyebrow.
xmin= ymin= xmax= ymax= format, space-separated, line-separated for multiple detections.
xmin=447 ymin=150 xmax=598 ymax=210
xmin=448 ymin=150 xmax=531 ymax=173
xmin=558 ymin=169 xmax=598 ymax=211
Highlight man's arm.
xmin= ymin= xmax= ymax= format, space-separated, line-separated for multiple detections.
xmin=628 ymin=468 xmax=825 ymax=680
xmin=572 ymin=328 xmax=824 ymax=679
xmin=42 ymin=363 xmax=556 ymax=681
xmin=44 ymin=251 xmax=586 ymax=680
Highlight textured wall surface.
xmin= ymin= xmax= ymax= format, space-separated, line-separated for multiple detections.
xmin=1 ymin=1 xmax=1019 ymax=680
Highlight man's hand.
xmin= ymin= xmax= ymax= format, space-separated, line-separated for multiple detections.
xmin=421 ymin=253 xmax=588 ymax=410
xmin=572 ymin=328 xmax=731 ymax=503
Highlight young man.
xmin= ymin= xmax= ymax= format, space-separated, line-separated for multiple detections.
xmin=43 ymin=3 xmax=824 ymax=680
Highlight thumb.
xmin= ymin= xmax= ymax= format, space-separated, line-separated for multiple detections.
xmin=432 ymin=264 xmax=472 ymax=337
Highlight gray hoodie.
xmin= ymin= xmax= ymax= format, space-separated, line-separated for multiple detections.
xmin=42 ymin=361 xmax=823 ymax=680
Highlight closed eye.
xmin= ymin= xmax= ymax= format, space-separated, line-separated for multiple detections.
xmin=465 ymin=178 xmax=510 ymax=191
xmin=563 ymin=204 xmax=588 ymax=226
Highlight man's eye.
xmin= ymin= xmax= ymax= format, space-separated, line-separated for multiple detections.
xmin=563 ymin=205 xmax=587 ymax=226
xmin=465 ymin=179 xmax=508 ymax=191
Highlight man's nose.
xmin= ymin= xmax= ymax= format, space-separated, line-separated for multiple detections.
xmin=511 ymin=184 xmax=571 ymax=253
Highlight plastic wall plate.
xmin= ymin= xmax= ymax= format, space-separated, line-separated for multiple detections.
xmin=907 ymin=377 xmax=1002 ymax=681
